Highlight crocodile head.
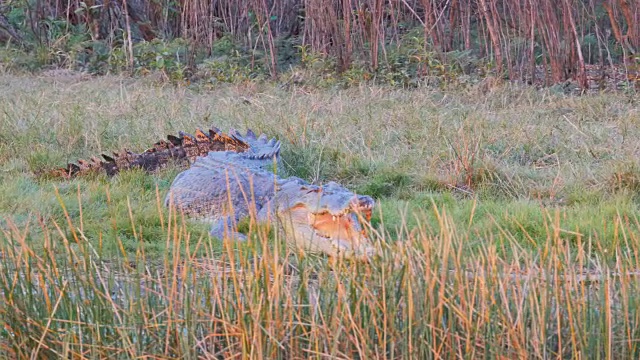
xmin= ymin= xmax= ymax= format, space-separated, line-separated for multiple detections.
xmin=266 ymin=179 xmax=377 ymax=260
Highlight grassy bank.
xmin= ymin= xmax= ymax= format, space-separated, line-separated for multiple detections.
xmin=1 ymin=72 xmax=639 ymax=256
xmin=1 ymin=72 xmax=640 ymax=357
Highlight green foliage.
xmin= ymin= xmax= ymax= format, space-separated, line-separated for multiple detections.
xmin=278 ymin=30 xmax=475 ymax=89
xmin=5 ymin=20 xmax=94 ymax=70
xmin=0 ymin=0 xmax=638 ymax=91
xmin=371 ymin=30 xmax=470 ymax=88
xmin=0 ymin=19 xmax=483 ymax=88
xmin=192 ymin=34 xmax=267 ymax=83
xmin=108 ymin=38 xmax=191 ymax=80
xmin=196 ymin=56 xmax=259 ymax=84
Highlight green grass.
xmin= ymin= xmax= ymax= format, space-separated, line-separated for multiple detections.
xmin=1 ymin=73 xmax=640 ymax=357
xmin=1 ymin=73 xmax=638 ymax=257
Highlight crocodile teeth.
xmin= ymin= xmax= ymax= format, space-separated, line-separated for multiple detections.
xmin=355 ymin=203 xmax=372 ymax=210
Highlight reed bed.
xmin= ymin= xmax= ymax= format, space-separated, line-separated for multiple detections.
xmin=2 ymin=191 xmax=640 ymax=358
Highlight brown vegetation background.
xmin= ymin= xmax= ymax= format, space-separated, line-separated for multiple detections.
xmin=2 ymin=0 xmax=639 ymax=86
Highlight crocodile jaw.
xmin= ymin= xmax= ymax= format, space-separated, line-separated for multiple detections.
xmin=278 ymin=199 xmax=376 ymax=260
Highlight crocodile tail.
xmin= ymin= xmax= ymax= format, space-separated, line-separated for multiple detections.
xmin=40 ymin=127 xmax=255 ymax=179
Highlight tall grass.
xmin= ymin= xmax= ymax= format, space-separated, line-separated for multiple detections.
xmin=1 ymin=74 xmax=640 ymax=357
xmin=2 ymin=190 xmax=640 ymax=357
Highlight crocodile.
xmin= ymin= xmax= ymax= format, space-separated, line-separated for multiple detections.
xmin=45 ymin=126 xmax=377 ymax=259
xmin=164 ymin=129 xmax=377 ymax=260
xmin=44 ymin=127 xmax=250 ymax=178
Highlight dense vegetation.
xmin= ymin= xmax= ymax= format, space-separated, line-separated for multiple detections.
xmin=0 ymin=0 xmax=639 ymax=88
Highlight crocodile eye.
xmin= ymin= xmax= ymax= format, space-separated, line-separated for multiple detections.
xmin=299 ymin=185 xmax=320 ymax=193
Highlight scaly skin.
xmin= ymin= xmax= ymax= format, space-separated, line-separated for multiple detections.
xmin=41 ymin=125 xmax=377 ymax=259
xmin=165 ymin=129 xmax=376 ymax=260
xmin=42 ymin=127 xmax=251 ymax=178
